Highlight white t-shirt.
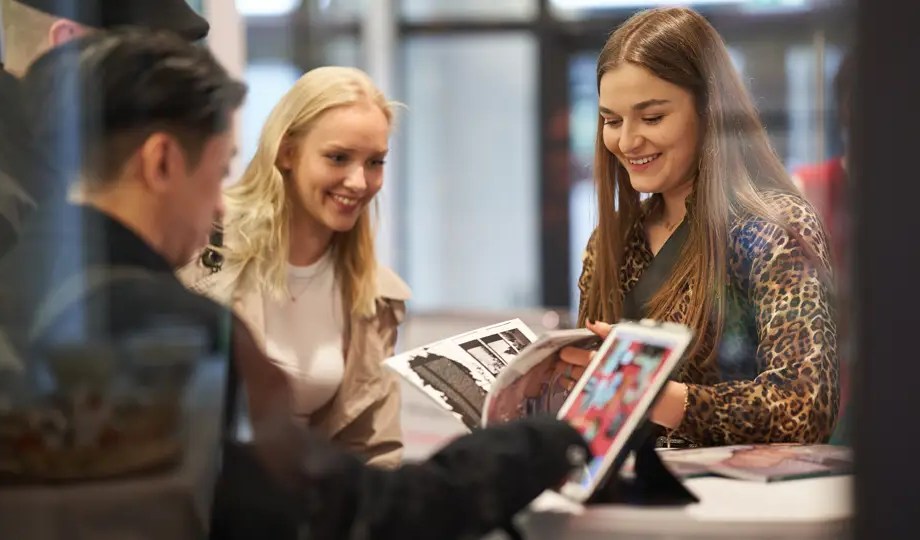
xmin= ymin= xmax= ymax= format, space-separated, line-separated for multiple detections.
xmin=262 ymin=250 xmax=345 ymax=417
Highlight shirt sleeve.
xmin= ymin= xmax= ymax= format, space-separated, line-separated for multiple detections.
xmin=679 ymin=194 xmax=839 ymax=444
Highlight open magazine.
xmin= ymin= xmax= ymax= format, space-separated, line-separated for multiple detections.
xmin=385 ymin=319 xmax=600 ymax=432
xmin=647 ymin=444 xmax=853 ymax=482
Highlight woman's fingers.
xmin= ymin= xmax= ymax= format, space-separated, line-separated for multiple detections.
xmin=586 ymin=320 xmax=613 ymax=338
xmin=558 ymin=346 xmax=594 ymax=367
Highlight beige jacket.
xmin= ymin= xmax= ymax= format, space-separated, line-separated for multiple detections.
xmin=177 ymin=236 xmax=410 ymax=468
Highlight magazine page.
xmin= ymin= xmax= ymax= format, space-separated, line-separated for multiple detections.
xmin=650 ymin=446 xmax=742 ymax=480
xmin=397 ymin=377 xmax=474 ymax=462
xmin=385 ymin=319 xmax=538 ymax=430
xmin=704 ymin=444 xmax=852 ymax=482
xmin=481 ymin=329 xmax=600 ymax=427
xmin=658 ymin=444 xmax=853 ymax=482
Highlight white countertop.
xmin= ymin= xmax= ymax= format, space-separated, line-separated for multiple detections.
xmin=522 ymin=475 xmax=852 ymax=539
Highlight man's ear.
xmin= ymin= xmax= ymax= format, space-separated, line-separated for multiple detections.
xmin=48 ymin=19 xmax=89 ymax=48
xmin=137 ymin=133 xmax=185 ymax=193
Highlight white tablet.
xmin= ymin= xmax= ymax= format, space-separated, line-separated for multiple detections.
xmin=556 ymin=320 xmax=693 ymax=502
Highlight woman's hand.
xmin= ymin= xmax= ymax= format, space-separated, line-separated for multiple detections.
xmin=648 ymin=381 xmax=688 ymax=430
xmin=559 ymin=321 xmax=688 ymax=430
xmin=556 ymin=321 xmax=612 ymax=390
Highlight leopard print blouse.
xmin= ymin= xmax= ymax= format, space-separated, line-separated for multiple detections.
xmin=577 ymin=191 xmax=839 ymax=446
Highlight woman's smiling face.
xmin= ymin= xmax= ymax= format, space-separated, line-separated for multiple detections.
xmin=599 ymin=62 xmax=701 ymax=196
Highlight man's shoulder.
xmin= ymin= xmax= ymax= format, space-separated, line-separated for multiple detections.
xmin=28 ymin=265 xmax=230 ymax=353
xmin=93 ymin=267 xmax=228 ymax=323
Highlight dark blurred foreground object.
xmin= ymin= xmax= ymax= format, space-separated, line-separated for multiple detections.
xmin=10 ymin=0 xmax=209 ymax=41
xmin=212 ymin=415 xmax=588 ymax=540
xmin=0 ymin=0 xmax=210 ymax=258
xmin=0 ymin=66 xmax=41 ymax=258
xmin=854 ymin=0 xmax=920 ymax=539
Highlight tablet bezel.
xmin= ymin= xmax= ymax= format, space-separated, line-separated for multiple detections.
xmin=556 ymin=321 xmax=692 ymax=502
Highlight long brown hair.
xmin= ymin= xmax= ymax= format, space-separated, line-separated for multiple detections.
xmin=579 ymin=7 xmax=810 ymax=363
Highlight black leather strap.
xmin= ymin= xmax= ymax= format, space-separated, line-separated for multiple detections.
xmin=201 ymin=223 xmax=224 ymax=273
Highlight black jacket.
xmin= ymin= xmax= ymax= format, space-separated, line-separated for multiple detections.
xmin=0 ymin=66 xmax=58 ymax=259
xmin=1 ymin=204 xmax=589 ymax=540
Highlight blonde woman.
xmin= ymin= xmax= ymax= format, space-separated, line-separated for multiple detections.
xmin=179 ymin=66 xmax=408 ymax=467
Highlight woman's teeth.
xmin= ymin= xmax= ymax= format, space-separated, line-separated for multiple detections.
xmin=331 ymin=194 xmax=358 ymax=207
xmin=628 ymin=154 xmax=660 ymax=165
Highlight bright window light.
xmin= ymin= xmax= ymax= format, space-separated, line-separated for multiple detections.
xmin=235 ymin=0 xmax=299 ymax=17
xmin=550 ymin=0 xmax=808 ymax=9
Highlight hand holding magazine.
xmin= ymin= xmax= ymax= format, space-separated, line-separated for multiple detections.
xmin=385 ymin=319 xmax=600 ymax=432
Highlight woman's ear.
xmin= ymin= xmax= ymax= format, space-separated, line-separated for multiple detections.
xmin=276 ymin=137 xmax=297 ymax=172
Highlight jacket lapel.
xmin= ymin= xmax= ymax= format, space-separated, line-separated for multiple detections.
xmin=310 ymin=266 xmax=410 ymax=438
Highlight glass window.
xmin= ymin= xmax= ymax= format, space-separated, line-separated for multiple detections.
xmin=550 ymin=0 xmax=815 ymax=19
xmin=400 ymin=34 xmax=539 ymax=311
xmin=323 ymin=35 xmax=362 ymax=68
xmin=567 ymin=51 xmax=600 ymax=316
xmin=241 ymin=62 xmax=301 ymax=162
xmin=311 ymin=0 xmax=364 ymax=22
xmin=235 ymin=0 xmax=299 ymax=17
xmin=401 ymin=0 xmax=537 ymax=22
xmin=727 ymin=46 xmax=747 ymax=80
xmin=785 ymin=43 xmax=844 ymax=171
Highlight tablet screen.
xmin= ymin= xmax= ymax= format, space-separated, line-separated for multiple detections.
xmin=558 ymin=324 xmax=690 ymax=497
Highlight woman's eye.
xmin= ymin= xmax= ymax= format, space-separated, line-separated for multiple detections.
xmin=603 ymin=118 xmax=622 ymax=127
xmin=327 ymin=154 xmax=348 ymax=165
xmin=643 ymin=115 xmax=665 ymax=125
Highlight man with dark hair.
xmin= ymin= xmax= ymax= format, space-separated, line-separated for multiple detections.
xmin=1 ymin=30 xmax=588 ymax=540
xmin=0 ymin=0 xmax=211 ymax=257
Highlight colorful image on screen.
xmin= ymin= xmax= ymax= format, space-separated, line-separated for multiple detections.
xmin=562 ymin=334 xmax=674 ymax=487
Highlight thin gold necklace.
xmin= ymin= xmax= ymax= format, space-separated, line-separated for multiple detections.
xmin=287 ymin=256 xmax=331 ymax=302
xmin=658 ymin=207 xmax=685 ymax=232
xmin=662 ymin=217 xmax=683 ymax=232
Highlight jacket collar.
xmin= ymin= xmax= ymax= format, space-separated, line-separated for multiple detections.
xmin=82 ymin=205 xmax=175 ymax=274
xmin=375 ymin=265 xmax=411 ymax=302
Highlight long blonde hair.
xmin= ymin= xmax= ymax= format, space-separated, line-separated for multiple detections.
xmin=223 ymin=66 xmax=396 ymax=317
xmin=580 ymin=8 xmax=820 ymax=364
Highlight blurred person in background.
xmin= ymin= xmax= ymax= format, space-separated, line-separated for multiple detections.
xmin=3 ymin=29 xmax=589 ymax=540
xmin=792 ymin=52 xmax=854 ymax=446
xmin=0 ymin=0 xmax=210 ymax=257
xmin=180 ymin=67 xmax=407 ymax=468
xmin=791 ymin=52 xmax=852 ymax=269
xmin=560 ymin=7 xmax=838 ymax=447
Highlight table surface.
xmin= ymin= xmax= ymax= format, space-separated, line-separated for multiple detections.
xmin=522 ymin=475 xmax=852 ymax=540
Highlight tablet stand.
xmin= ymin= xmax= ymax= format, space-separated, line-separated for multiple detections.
xmin=586 ymin=419 xmax=699 ymax=506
